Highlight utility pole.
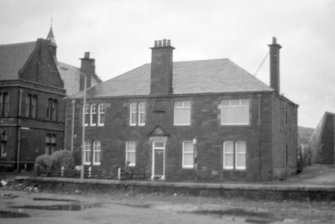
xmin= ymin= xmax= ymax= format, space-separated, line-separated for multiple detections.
xmin=80 ymin=75 xmax=87 ymax=179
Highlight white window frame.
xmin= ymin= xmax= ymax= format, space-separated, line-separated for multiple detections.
xmin=220 ymin=99 xmax=250 ymax=125
xmin=182 ymin=141 xmax=194 ymax=169
xmin=138 ymin=102 xmax=146 ymax=126
xmin=84 ymin=104 xmax=89 ymax=126
xmin=93 ymin=140 xmax=101 ymax=166
xmin=84 ymin=141 xmax=91 ymax=165
xmin=223 ymin=141 xmax=234 ymax=170
xmin=129 ymin=103 xmax=137 ymax=126
xmin=173 ymin=101 xmax=191 ymax=126
xmin=235 ymin=141 xmax=246 ymax=170
xmin=98 ymin=104 xmax=105 ymax=126
xmin=125 ymin=141 xmax=136 ymax=167
xmin=90 ymin=104 xmax=97 ymax=126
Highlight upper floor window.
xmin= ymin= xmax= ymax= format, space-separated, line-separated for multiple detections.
xmin=125 ymin=141 xmax=136 ymax=167
xmin=129 ymin=102 xmax=146 ymax=126
xmin=223 ymin=141 xmax=246 ymax=170
xmin=84 ymin=103 xmax=105 ymax=127
xmin=174 ymin=101 xmax=191 ymax=126
xmin=220 ymin=99 xmax=249 ymax=125
xmin=90 ymin=104 xmax=97 ymax=126
xmin=0 ymin=92 xmax=9 ymax=117
xmin=25 ymin=94 xmax=38 ymax=118
xmin=182 ymin=141 xmax=194 ymax=169
xmin=98 ymin=104 xmax=105 ymax=126
xmin=47 ymin=98 xmax=58 ymax=121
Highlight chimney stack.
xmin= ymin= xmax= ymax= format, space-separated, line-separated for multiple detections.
xmin=80 ymin=52 xmax=95 ymax=90
xmin=150 ymin=39 xmax=175 ymax=95
xmin=269 ymin=37 xmax=281 ymax=93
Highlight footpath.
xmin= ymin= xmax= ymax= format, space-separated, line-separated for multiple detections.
xmin=6 ymin=165 xmax=335 ymax=202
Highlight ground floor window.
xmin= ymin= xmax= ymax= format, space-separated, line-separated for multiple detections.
xmin=84 ymin=140 xmax=102 ymax=166
xmin=84 ymin=141 xmax=92 ymax=165
xmin=0 ymin=131 xmax=7 ymax=157
xmin=223 ymin=140 xmax=246 ymax=170
xmin=93 ymin=141 xmax=101 ymax=165
xmin=182 ymin=141 xmax=194 ymax=169
xmin=126 ymin=141 xmax=136 ymax=167
xmin=45 ymin=134 xmax=56 ymax=155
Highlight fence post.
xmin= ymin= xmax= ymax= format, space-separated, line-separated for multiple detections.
xmin=88 ymin=166 xmax=92 ymax=178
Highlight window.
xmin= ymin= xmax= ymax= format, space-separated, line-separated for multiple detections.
xmin=84 ymin=103 xmax=105 ymax=127
xmin=47 ymin=98 xmax=57 ymax=121
xmin=93 ymin=141 xmax=101 ymax=165
xmin=45 ymin=134 xmax=56 ymax=155
xmin=138 ymin=102 xmax=146 ymax=126
xmin=84 ymin=141 xmax=91 ymax=165
xmin=220 ymin=99 xmax=249 ymax=125
xmin=182 ymin=141 xmax=194 ymax=168
xmin=0 ymin=131 xmax=7 ymax=157
xmin=129 ymin=102 xmax=146 ymax=126
xmin=223 ymin=141 xmax=246 ymax=170
xmin=174 ymin=101 xmax=191 ymax=126
xmin=52 ymin=99 xmax=57 ymax=121
xmin=90 ymin=104 xmax=97 ymax=126
xmin=98 ymin=104 xmax=105 ymax=126
xmin=126 ymin=141 xmax=136 ymax=167
xmin=0 ymin=92 xmax=9 ymax=117
xmin=84 ymin=104 xmax=89 ymax=126
xmin=25 ymin=94 xmax=37 ymax=118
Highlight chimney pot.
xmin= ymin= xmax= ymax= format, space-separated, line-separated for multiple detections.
xmin=272 ymin=37 xmax=277 ymax=44
xmin=167 ymin=40 xmax=171 ymax=46
xmin=84 ymin=52 xmax=90 ymax=59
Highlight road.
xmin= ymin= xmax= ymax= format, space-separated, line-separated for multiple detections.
xmin=0 ymin=189 xmax=334 ymax=224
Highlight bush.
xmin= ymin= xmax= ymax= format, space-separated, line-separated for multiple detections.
xmin=34 ymin=150 xmax=76 ymax=177
xmin=50 ymin=150 xmax=75 ymax=172
xmin=34 ymin=155 xmax=53 ymax=176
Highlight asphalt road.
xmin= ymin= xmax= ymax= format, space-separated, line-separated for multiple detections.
xmin=0 ymin=190 xmax=334 ymax=224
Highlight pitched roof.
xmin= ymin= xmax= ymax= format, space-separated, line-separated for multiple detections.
xmin=0 ymin=41 xmax=36 ymax=79
xmin=58 ymin=61 xmax=103 ymax=96
xmin=71 ymin=58 xmax=273 ymax=98
xmin=57 ymin=62 xmax=81 ymax=96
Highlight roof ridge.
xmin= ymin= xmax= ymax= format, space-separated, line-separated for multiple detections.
xmin=0 ymin=40 xmax=36 ymax=47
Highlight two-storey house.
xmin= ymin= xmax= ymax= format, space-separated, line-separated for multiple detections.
xmin=66 ymin=37 xmax=298 ymax=181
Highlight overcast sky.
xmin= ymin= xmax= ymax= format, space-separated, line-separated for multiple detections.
xmin=0 ymin=0 xmax=334 ymax=128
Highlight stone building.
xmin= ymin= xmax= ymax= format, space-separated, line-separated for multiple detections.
xmin=65 ymin=37 xmax=298 ymax=181
xmin=308 ymin=112 xmax=335 ymax=165
xmin=0 ymin=28 xmax=101 ymax=170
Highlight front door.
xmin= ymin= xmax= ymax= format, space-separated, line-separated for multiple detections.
xmin=152 ymin=141 xmax=166 ymax=180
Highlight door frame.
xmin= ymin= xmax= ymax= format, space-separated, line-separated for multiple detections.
xmin=151 ymin=140 xmax=166 ymax=180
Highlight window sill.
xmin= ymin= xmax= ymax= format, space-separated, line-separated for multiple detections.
xmin=182 ymin=166 xmax=194 ymax=169
xmin=93 ymin=163 xmax=101 ymax=166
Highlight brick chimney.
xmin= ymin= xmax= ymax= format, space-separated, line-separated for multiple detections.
xmin=79 ymin=52 xmax=94 ymax=90
xmin=269 ymin=37 xmax=281 ymax=93
xmin=150 ymin=39 xmax=175 ymax=95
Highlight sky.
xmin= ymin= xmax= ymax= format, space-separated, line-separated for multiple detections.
xmin=0 ymin=0 xmax=334 ymax=128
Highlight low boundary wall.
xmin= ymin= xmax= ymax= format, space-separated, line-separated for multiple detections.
xmin=14 ymin=176 xmax=335 ymax=202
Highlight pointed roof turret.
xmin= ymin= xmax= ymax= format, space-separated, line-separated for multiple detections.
xmin=47 ymin=26 xmax=57 ymax=46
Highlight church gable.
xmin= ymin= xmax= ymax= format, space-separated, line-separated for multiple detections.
xmin=19 ymin=39 xmax=64 ymax=88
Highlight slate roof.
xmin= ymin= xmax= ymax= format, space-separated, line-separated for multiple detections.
xmin=71 ymin=58 xmax=273 ymax=98
xmin=0 ymin=41 xmax=36 ymax=79
xmin=58 ymin=62 xmax=103 ymax=96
